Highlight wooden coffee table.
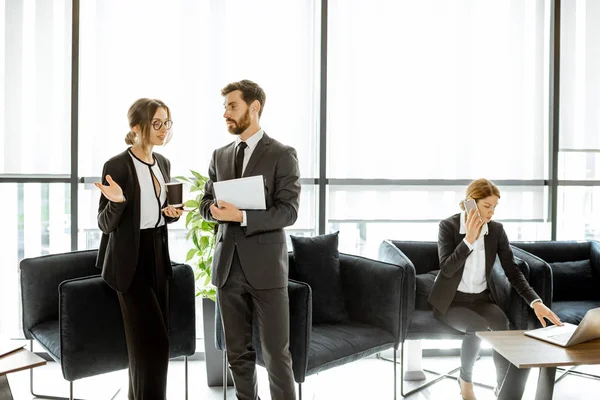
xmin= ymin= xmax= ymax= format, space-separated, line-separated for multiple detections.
xmin=0 ymin=347 xmax=46 ymax=400
xmin=477 ymin=330 xmax=600 ymax=400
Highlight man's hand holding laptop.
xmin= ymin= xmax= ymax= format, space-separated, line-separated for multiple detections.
xmin=532 ymin=300 xmax=563 ymax=327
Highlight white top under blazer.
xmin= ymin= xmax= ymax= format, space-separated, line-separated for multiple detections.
xmin=129 ymin=150 xmax=166 ymax=229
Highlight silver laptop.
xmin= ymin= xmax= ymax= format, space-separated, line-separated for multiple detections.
xmin=524 ymin=307 xmax=600 ymax=347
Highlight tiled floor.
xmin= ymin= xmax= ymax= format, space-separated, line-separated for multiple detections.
xmin=5 ymin=350 xmax=600 ymax=399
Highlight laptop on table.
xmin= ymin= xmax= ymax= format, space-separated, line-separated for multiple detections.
xmin=524 ymin=307 xmax=600 ymax=347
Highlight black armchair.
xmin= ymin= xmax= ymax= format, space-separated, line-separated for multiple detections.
xmin=20 ymin=250 xmax=196 ymax=400
xmin=216 ymin=252 xmax=410 ymax=399
xmin=378 ymin=240 xmax=532 ymax=397
xmin=511 ymin=240 xmax=600 ymax=325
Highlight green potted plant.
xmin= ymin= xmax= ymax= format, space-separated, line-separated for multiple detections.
xmin=176 ymin=170 xmax=232 ymax=387
xmin=177 ymin=170 xmax=217 ymax=301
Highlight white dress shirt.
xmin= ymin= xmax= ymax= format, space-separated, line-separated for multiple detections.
xmin=458 ymin=211 xmax=542 ymax=308
xmin=458 ymin=211 xmax=489 ymax=293
xmin=129 ymin=151 xmax=166 ymax=229
xmin=235 ymin=129 xmax=264 ymax=226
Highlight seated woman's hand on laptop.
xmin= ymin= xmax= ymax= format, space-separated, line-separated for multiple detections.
xmin=533 ymin=301 xmax=563 ymax=327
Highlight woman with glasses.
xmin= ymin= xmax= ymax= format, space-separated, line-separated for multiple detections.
xmin=429 ymin=178 xmax=561 ymax=400
xmin=94 ymin=98 xmax=182 ymax=399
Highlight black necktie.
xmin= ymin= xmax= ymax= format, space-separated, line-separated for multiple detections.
xmin=235 ymin=142 xmax=248 ymax=179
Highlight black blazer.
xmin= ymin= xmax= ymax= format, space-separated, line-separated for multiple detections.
xmin=428 ymin=213 xmax=539 ymax=315
xmin=200 ymin=133 xmax=301 ymax=290
xmin=95 ymin=149 xmax=178 ymax=293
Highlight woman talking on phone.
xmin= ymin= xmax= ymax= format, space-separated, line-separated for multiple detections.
xmin=94 ymin=98 xmax=183 ymax=399
xmin=429 ymin=178 xmax=561 ymax=400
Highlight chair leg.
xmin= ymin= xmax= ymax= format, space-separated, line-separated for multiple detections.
xmin=393 ymin=348 xmax=397 ymax=400
xmin=223 ymin=350 xmax=227 ymax=400
xmin=29 ymin=340 xmax=78 ymax=400
xmin=185 ymin=356 xmax=189 ymax=400
xmin=298 ymin=382 xmax=302 ymax=400
xmin=30 ymin=364 xmax=79 ymax=400
xmin=400 ymin=343 xmax=405 ymax=396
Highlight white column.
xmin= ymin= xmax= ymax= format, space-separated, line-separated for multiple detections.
xmin=403 ymin=339 xmax=426 ymax=381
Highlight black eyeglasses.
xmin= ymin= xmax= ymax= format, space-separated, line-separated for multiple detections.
xmin=151 ymin=120 xmax=173 ymax=130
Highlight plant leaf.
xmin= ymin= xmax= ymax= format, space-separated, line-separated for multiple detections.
xmin=185 ymin=199 xmax=199 ymax=208
xmin=185 ymin=248 xmax=196 ymax=262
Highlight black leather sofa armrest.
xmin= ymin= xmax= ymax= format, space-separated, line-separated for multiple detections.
xmin=490 ymin=257 xmax=530 ymax=330
xmin=58 ymin=262 xmax=196 ymax=382
xmin=340 ymin=251 xmax=413 ymax=347
xmin=590 ymin=240 xmax=600 ymax=280
xmin=215 ymin=279 xmax=312 ymax=384
xmin=59 ymin=275 xmax=128 ymax=381
xmin=21 ymin=250 xmax=99 ymax=339
xmin=287 ymin=279 xmax=312 ymax=383
xmin=511 ymin=245 xmax=553 ymax=328
xmin=511 ymin=245 xmax=553 ymax=306
xmin=168 ymin=263 xmax=197 ymax=358
xmin=377 ymin=240 xmax=416 ymax=342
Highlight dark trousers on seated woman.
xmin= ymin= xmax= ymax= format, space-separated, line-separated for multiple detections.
xmin=118 ymin=227 xmax=170 ymax=400
xmin=434 ymin=290 xmax=529 ymax=395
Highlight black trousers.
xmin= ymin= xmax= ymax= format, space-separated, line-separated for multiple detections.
xmin=434 ymin=290 xmax=529 ymax=395
xmin=117 ymin=226 xmax=170 ymax=400
xmin=218 ymin=250 xmax=296 ymax=400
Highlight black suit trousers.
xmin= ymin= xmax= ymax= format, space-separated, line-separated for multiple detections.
xmin=117 ymin=226 xmax=170 ymax=400
xmin=218 ymin=249 xmax=296 ymax=400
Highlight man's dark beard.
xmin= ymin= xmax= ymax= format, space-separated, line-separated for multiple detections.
xmin=227 ymin=109 xmax=251 ymax=135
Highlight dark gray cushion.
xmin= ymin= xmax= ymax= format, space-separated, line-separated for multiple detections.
xmin=290 ymin=232 xmax=349 ymax=324
xmin=416 ymin=270 xmax=439 ymax=310
xmin=306 ymin=322 xmax=395 ymax=374
xmin=550 ymin=260 xmax=595 ymax=301
xmin=406 ymin=310 xmax=463 ymax=340
xmin=30 ymin=320 xmax=61 ymax=363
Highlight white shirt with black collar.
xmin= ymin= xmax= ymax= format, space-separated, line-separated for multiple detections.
xmin=129 ymin=150 xmax=166 ymax=229
xmin=235 ymin=129 xmax=264 ymax=226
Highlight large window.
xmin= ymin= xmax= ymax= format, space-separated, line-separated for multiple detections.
xmin=327 ymin=0 xmax=551 ymax=254
xmin=3 ymin=0 xmax=600 ymax=339
xmin=558 ymin=0 xmax=600 ymax=240
xmin=1 ymin=0 xmax=72 ymax=336
xmin=557 ymin=186 xmax=600 ymax=240
xmin=77 ymin=0 xmax=320 ymax=254
xmin=327 ymin=0 xmax=549 ymax=180
xmin=1 ymin=0 xmax=71 ymax=174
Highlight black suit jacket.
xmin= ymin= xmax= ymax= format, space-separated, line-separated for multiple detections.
xmin=200 ymin=133 xmax=301 ymax=290
xmin=428 ymin=213 xmax=540 ymax=315
xmin=95 ymin=149 xmax=178 ymax=293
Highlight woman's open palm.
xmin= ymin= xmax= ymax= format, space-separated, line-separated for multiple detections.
xmin=94 ymin=175 xmax=125 ymax=203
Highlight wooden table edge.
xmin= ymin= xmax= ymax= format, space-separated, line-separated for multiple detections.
xmin=0 ymin=348 xmax=47 ymax=376
xmin=476 ymin=330 xmax=600 ymax=369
